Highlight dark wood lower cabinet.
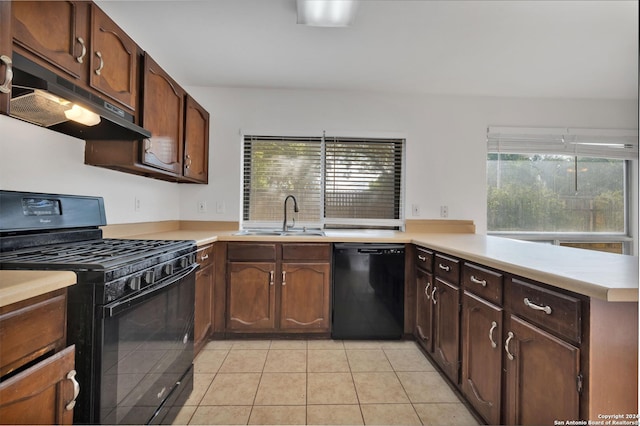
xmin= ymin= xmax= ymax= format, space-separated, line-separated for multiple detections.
xmin=194 ymin=262 xmax=213 ymax=354
xmin=504 ymin=315 xmax=580 ymax=425
xmin=280 ymin=263 xmax=330 ymax=330
xmin=432 ymin=277 xmax=460 ymax=383
xmin=415 ymin=268 xmax=434 ymax=351
xmin=461 ymin=291 xmax=502 ymax=425
xmin=227 ymin=262 xmax=276 ymax=330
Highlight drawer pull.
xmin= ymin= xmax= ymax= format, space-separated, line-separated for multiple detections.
xmin=470 ymin=275 xmax=487 ymax=287
xmin=0 ymin=54 xmax=13 ymax=94
xmin=431 ymin=287 xmax=437 ymax=305
xmin=200 ymin=253 xmax=209 ymax=261
xmin=489 ymin=321 xmax=498 ymax=348
xmin=505 ymin=331 xmax=515 ymax=361
xmin=424 ymin=281 xmax=431 ymax=299
xmin=65 ymin=369 xmax=80 ymax=411
xmin=269 ymin=271 xmax=274 ymax=286
xmin=524 ymin=297 xmax=552 ymax=315
xmin=282 ymin=271 xmax=287 ymax=286
xmin=418 ymin=255 xmax=426 ymax=261
xmin=438 ymin=263 xmax=450 ymax=272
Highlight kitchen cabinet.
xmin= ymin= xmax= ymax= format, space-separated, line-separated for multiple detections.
xmin=225 ymin=242 xmax=331 ymax=334
xmin=431 ymin=253 xmax=461 ymax=384
xmin=0 ymin=288 xmax=78 ymax=424
xmin=0 ymin=1 xmax=10 ymax=114
xmin=504 ymin=277 xmax=581 ymax=425
xmin=181 ymin=95 xmax=209 ymax=183
xmin=194 ymin=244 xmax=213 ymax=355
xmin=415 ymin=247 xmax=434 ymax=351
xmin=460 ymin=262 xmax=504 ymax=425
xmin=11 ymin=1 xmax=138 ymax=112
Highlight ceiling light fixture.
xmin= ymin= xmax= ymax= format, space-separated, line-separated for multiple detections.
xmin=297 ymin=0 xmax=359 ymax=27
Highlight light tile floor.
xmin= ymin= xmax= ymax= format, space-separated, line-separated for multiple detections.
xmin=172 ymin=340 xmax=480 ymax=425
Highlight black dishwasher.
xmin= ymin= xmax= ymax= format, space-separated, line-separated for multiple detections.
xmin=332 ymin=243 xmax=405 ymax=339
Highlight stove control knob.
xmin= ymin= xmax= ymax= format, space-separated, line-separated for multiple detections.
xmin=179 ymin=257 xmax=188 ymax=269
xmin=128 ymin=275 xmax=142 ymax=291
xmin=142 ymin=270 xmax=154 ymax=285
xmin=163 ymin=264 xmax=174 ymax=276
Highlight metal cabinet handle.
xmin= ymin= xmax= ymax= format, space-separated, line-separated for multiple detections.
xmin=185 ymin=154 xmax=192 ymax=169
xmin=438 ymin=263 xmax=450 ymax=272
xmin=200 ymin=253 xmax=209 ymax=261
xmin=431 ymin=287 xmax=437 ymax=305
xmin=65 ymin=369 xmax=80 ymax=411
xmin=0 ymin=54 xmax=13 ymax=94
xmin=282 ymin=271 xmax=286 ymax=286
xmin=76 ymin=37 xmax=86 ymax=63
xmin=144 ymin=139 xmax=153 ymax=153
xmin=269 ymin=271 xmax=274 ymax=286
xmin=418 ymin=255 xmax=426 ymax=262
xmin=524 ymin=297 xmax=552 ymax=315
xmin=424 ymin=281 xmax=431 ymax=299
xmin=470 ymin=275 xmax=487 ymax=287
xmin=505 ymin=331 xmax=515 ymax=361
xmin=489 ymin=321 xmax=498 ymax=348
xmin=94 ymin=51 xmax=104 ymax=75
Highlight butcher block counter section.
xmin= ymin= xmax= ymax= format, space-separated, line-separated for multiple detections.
xmin=0 ymin=271 xmax=76 ymax=308
xmin=104 ymin=220 xmax=638 ymax=303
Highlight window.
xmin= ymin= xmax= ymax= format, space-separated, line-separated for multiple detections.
xmin=242 ymin=134 xmax=405 ymax=229
xmin=487 ymin=127 xmax=638 ymax=254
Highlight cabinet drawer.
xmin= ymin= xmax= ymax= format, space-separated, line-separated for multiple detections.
xmin=462 ymin=263 xmax=503 ymax=305
xmin=416 ymin=247 xmax=433 ymax=272
xmin=227 ymin=243 xmax=276 ymax=261
xmin=509 ymin=278 xmax=581 ymax=344
xmin=0 ymin=290 xmax=67 ymax=377
xmin=434 ymin=254 xmax=460 ymax=284
xmin=196 ymin=244 xmax=214 ymax=267
xmin=282 ymin=243 xmax=331 ymax=261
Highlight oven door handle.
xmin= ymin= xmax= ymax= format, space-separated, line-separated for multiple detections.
xmin=104 ymin=264 xmax=198 ymax=318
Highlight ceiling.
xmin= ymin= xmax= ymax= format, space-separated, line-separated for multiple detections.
xmin=95 ymin=0 xmax=639 ymax=100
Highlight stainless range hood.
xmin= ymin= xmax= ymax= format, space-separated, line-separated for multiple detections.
xmin=9 ymin=53 xmax=151 ymax=141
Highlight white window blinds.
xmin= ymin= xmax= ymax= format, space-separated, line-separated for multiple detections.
xmin=487 ymin=126 xmax=639 ymax=160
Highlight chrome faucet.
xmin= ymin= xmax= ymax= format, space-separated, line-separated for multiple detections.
xmin=282 ymin=195 xmax=299 ymax=232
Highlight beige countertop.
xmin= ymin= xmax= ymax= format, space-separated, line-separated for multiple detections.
xmin=124 ymin=228 xmax=638 ymax=303
xmin=0 ymin=270 xmax=76 ymax=308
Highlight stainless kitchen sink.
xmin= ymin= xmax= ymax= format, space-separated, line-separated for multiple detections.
xmin=233 ymin=229 xmax=325 ymax=237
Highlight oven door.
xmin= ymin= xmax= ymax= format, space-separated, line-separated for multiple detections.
xmin=99 ymin=264 xmax=197 ymax=425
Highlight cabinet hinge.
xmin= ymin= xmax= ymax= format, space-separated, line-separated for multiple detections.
xmin=577 ymin=372 xmax=583 ymax=394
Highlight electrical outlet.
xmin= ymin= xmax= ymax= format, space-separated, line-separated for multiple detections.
xmin=440 ymin=205 xmax=448 ymax=218
xmin=216 ymin=201 xmax=225 ymax=214
xmin=197 ymin=201 xmax=207 ymax=213
xmin=134 ymin=196 xmax=141 ymax=212
xmin=411 ymin=204 xmax=420 ymax=217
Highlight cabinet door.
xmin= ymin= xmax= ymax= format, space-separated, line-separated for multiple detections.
xmin=227 ymin=262 xmax=276 ymax=330
xmin=280 ymin=263 xmax=330 ymax=331
xmin=432 ymin=277 xmax=460 ymax=383
xmin=194 ymin=263 xmax=213 ymax=354
xmin=504 ymin=315 xmax=580 ymax=425
xmin=90 ymin=5 xmax=138 ymax=111
xmin=182 ymin=95 xmax=209 ymax=183
xmin=0 ymin=1 xmax=10 ymax=115
xmin=141 ymin=54 xmax=184 ymax=175
xmin=415 ymin=268 xmax=434 ymax=352
xmin=0 ymin=345 xmax=77 ymax=425
xmin=11 ymin=1 xmax=89 ymax=80
xmin=461 ymin=292 xmax=502 ymax=425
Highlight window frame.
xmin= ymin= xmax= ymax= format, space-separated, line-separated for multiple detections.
xmin=239 ymin=130 xmax=407 ymax=230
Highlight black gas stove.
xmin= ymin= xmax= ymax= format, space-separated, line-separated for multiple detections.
xmin=0 ymin=190 xmax=196 ymax=425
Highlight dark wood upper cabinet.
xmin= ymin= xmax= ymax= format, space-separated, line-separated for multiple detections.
xmin=11 ymin=1 xmax=90 ymax=81
xmin=141 ymin=53 xmax=184 ymax=175
xmin=89 ymin=4 xmax=138 ymax=111
xmin=182 ymin=95 xmax=209 ymax=183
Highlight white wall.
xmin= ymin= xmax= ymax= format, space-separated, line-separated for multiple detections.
xmin=1 ymin=89 xmax=636 ymax=233
xmin=179 ymin=87 xmax=638 ymax=234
